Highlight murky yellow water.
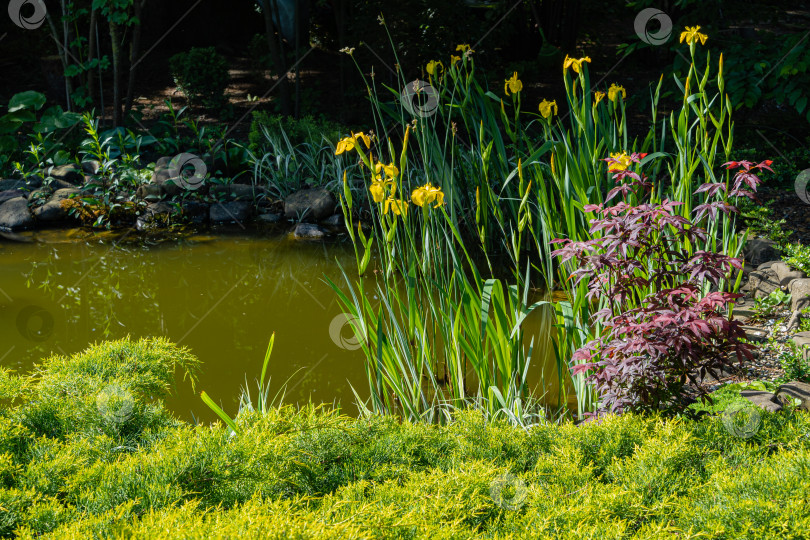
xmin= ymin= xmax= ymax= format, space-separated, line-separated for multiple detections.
xmin=0 ymin=229 xmax=573 ymax=422
xmin=0 ymin=229 xmax=370 ymax=421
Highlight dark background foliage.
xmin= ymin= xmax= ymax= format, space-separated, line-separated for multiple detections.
xmin=0 ymin=1 xmax=807 ymax=153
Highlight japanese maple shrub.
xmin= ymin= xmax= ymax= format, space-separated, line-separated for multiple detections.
xmin=553 ymin=155 xmax=771 ymax=415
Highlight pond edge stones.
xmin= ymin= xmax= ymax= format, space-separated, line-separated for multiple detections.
xmin=1 ymin=160 xmax=348 ymax=236
xmin=0 ymin=197 xmax=34 ymax=230
xmin=740 ymin=381 xmax=810 ymax=413
xmin=284 ymin=188 xmax=337 ymax=222
xmin=740 ymin=239 xmax=810 ymax=334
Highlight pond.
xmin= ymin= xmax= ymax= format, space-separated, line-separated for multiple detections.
xmin=0 ymin=229 xmax=570 ymax=423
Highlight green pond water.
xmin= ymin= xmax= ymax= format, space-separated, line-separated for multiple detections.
xmin=0 ymin=228 xmax=569 ymax=423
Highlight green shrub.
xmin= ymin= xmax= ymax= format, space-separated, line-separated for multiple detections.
xmin=783 ymin=242 xmax=810 ymax=275
xmin=248 ymin=111 xmax=346 ymax=152
xmin=777 ymin=343 xmax=810 ymax=383
xmin=3 ymin=340 xmax=810 ymax=538
xmin=738 ymin=198 xmax=793 ymax=246
xmin=169 ymin=47 xmax=231 ymax=111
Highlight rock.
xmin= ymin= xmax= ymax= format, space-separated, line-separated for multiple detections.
xmin=32 ymin=188 xmax=81 ymax=222
xmin=255 ymin=196 xmax=277 ymax=209
xmin=136 ymin=201 xmax=180 ymax=230
xmin=81 ymin=160 xmax=101 ymax=175
xmin=744 ymin=238 xmax=780 ymax=267
xmin=293 ymin=223 xmax=328 ymax=239
xmin=0 ymin=180 xmax=25 ymax=191
xmin=135 ymin=184 xmax=165 ymax=201
xmin=792 ymin=331 xmax=810 ymax=360
xmin=742 ymin=265 xmax=757 ymax=282
xmin=210 ymin=201 xmax=252 ymax=223
xmin=757 ymin=261 xmax=779 ymax=271
xmin=46 ymin=164 xmax=83 ymax=185
xmin=788 ymin=278 xmax=810 ymax=313
xmin=51 ymin=178 xmax=82 ymax=191
xmin=321 ymin=214 xmax=344 ymax=227
xmin=771 ymin=262 xmax=806 ymax=288
xmin=742 ymin=326 xmax=768 ymax=342
xmin=0 ymin=189 xmax=26 ymax=204
xmin=181 ymin=201 xmax=209 ymax=225
xmin=0 ymin=177 xmax=42 ymax=191
xmin=284 ymin=188 xmax=337 ymax=222
xmin=747 ymin=268 xmax=780 ymax=299
xmin=731 ymin=299 xmax=757 ymax=322
xmin=787 ymin=312 xmax=802 ymax=332
xmin=210 ymin=184 xmax=263 ymax=201
xmin=151 ymin=156 xmax=208 ymax=198
xmin=151 ymin=160 xmax=183 ymax=198
xmin=775 ymin=381 xmax=810 ymax=411
xmin=0 ymin=197 xmax=34 ymax=230
xmin=145 ymin=201 xmax=177 ymax=217
xmin=257 ymin=212 xmax=282 ymax=223
xmin=740 ymin=390 xmax=783 ymax=412
xmin=145 ymin=201 xmax=178 ymax=221
xmin=28 ymin=187 xmax=53 ymax=200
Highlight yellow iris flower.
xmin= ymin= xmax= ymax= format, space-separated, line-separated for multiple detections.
xmin=594 ymin=91 xmax=606 ymax=105
xmin=538 ymin=99 xmax=558 ymax=119
xmin=426 ymin=60 xmax=444 ymax=77
xmin=450 ymin=55 xmax=461 ymax=66
xmin=335 ymin=132 xmax=371 ymax=155
xmin=608 ymin=152 xmax=633 ymax=172
xmin=456 ymin=44 xmax=472 ymax=53
xmin=680 ymin=26 xmax=708 ymax=46
xmin=504 ymin=72 xmax=523 ymax=96
xmin=384 ymin=198 xmax=408 ymax=216
xmin=369 ymin=159 xmax=399 ymax=202
xmin=374 ymin=161 xmax=399 ymax=181
xmin=563 ymin=55 xmax=591 ymax=74
xmin=608 ymin=84 xmax=626 ymax=102
xmin=369 ymin=179 xmax=395 ymax=203
xmin=411 ymin=183 xmax=445 ymax=208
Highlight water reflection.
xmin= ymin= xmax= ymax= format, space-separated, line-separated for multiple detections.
xmin=0 ymin=228 xmax=575 ymax=423
xmin=0 ymin=228 xmax=365 ymax=422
